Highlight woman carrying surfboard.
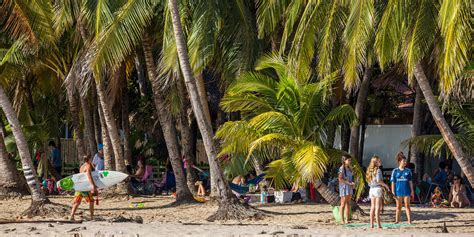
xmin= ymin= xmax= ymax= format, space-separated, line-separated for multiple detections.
xmin=70 ymin=155 xmax=97 ymax=221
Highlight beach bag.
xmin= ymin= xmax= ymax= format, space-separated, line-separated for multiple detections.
xmin=332 ymin=206 xmax=353 ymax=224
xmin=383 ymin=189 xmax=394 ymax=204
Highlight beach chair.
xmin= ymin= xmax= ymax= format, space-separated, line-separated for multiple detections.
xmin=153 ymin=170 xmax=176 ymax=195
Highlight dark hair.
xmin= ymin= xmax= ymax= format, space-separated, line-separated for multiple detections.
xmin=48 ymin=141 xmax=56 ymax=147
xmin=439 ymin=161 xmax=447 ymax=169
xmin=83 ymin=155 xmax=90 ymax=163
xmin=341 ymin=154 xmax=352 ymax=177
xmin=408 ymin=162 xmax=415 ymax=170
xmin=453 ymin=174 xmax=463 ymax=184
xmin=396 ymin=152 xmax=406 ymax=163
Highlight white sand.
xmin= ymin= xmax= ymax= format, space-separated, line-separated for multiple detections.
xmin=0 ymin=195 xmax=473 ymax=236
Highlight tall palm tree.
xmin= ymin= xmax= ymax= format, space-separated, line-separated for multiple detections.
xmin=167 ymin=0 xmax=262 ymax=220
xmin=141 ymin=32 xmax=194 ymax=202
xmin=375 ymin=0 xmax=474 ymax=185
xmin=0 ymin=84 xmax=64 ymax=216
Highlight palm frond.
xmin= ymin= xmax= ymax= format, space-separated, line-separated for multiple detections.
xmin=255 ymin=0 xmax=289 ymax=39
xmin=342 ymin=0 xmax=374 ymax=90
xmin=437 ymin=0 xmax=471 ymax=93
xmin=292 ymin=142 xmax=328 ymax=182
xmin=403 ymin=0 xmax=436 ymax=84
xmin=92 ymin=0 xmax=157 ymax=73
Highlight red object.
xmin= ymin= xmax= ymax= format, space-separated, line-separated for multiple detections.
xmin=309 ymin=182 xmax=316 ymax=201
xmin=96 ymin=194 xmax=99 ymax=206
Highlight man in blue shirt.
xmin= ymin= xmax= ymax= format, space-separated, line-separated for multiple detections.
xmin=48 ymin=141 xmax=62 ymax=177
xmin=92 ymin=144 xmax=105 ymax=171
xmin=433 ymin=162 xmax=448 ymax=187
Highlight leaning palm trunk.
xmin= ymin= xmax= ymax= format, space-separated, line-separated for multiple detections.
xmin=410 ymin=82 xmax=423 ymax=180
xmin=95 ymin=78 xmax=128 ymax=194
xmin=349 ymin=66 xmax=372 ymax=163
xmin=0 ymin=85 xmax=67 ymax=217
xmin=314 ymin=180 xmax=366 ymax=216
xmin=167 ymin=0 xmax=262 ymax=220
xmin=0 ymin=119 xmax=28 ymax=198
xmin=66 ymin=84 xmax=86 ymax=160
xmin=414 ymin=62 xmax=474 ymax=186
xmin=142 ymin=34 xmax=194 ymax=203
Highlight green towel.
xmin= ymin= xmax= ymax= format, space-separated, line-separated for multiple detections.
xmin=332 ymin=206 xmax=353 ymax=224
xmin=344 ymin=223 xmax=414 ymax=228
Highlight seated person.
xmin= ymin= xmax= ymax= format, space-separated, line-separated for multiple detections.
xmin=131 ymin=158 xmax=145 ymax=186
xmin=431 ymin=187 xmax=446 ymax=208
xmin=449 ymin=175 xmax=471 ymax=208
xmin=232 ymin=175 xmax=246 ymax=186
xmin=432 ymin=162 xmax=448 ymax=187
xmin=195 ymin=180 xmax=205 ymax=196
xmin=290 ymin=182 xmax=303 ymax=202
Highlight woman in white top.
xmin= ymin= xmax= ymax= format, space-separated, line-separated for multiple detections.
xmin=366 ymin=156 xmax=390 ymax=229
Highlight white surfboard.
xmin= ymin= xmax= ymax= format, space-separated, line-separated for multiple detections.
xmin=58 ymin=170 xmax=128 ymax=192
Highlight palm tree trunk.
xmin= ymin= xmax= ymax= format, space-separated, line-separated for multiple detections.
xmin=168 ymin=0 xmax=262 ymax=220
xmin=349 ymin=66 xmax=372 ymax=163
xmin=81 ymin=95 xmax=97 ymax=156
xmin=121 ymin=81 xmax=132 ymax=167
xmin=98 ymin=102 xmax=114 ymax=170
xmin=195 ymin=74 xmax=212 ymax=128
xmin=92 ymin=84 xmax=102 ymax=145
xmin=134 ymin=50 xmax=148 ymax=97
xmin=0 ymin=118 xmax=28 ymax=197
xmin=95 ymin=78 xmax=128 ymax=193
xmin=314 ymin=180 xmax=366 ymax=215
xmin=410 ymin=81 xmax=424 ymax=180
xmin=177 ymin=78 xmax=199 ymax=194
xmin=66 ymin=84 xmax=86 ymax=161
xmin=142 ymin=33 xmax=194 ymax=202
xmin=414 ymin=62 xmax=474 ymax=186
xmin=0 ymin=85 xmax=63 ymax=216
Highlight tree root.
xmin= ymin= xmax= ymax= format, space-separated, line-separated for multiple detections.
xmin=206 ymin=199 xmax=264 ymax=222
xmin=21 ymin=199 xmax=69 ymax=218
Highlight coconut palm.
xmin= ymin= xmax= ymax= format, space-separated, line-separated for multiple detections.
xmin=375 ymin=0 xmax=474 ymax=185
xmin=217 ymin=54 xmax=365 ymax=199
xmin=167 ymin=0 xmax=265 ymax=220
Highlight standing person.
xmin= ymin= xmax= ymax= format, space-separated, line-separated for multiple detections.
xmin=92 ymin=144 xmax=105 ymax=171
xmin=391 ymin=152 xmax=414 ymax=224
xmin=48 ymin=141 xmax=62 ymax=177
xmin=70 ymin=155 xmax=97 ymax=220
xmin=366 ymin=156 xmax=390 ymax=229
xmin=338 ymin=154 xmax=355 ymax=225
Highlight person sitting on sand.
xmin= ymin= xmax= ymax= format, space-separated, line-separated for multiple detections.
xmin=431 ymin=187 xmax=446 ymax=208
xmin=70 ymin=155 xmax=97 ymax=221
xmin=449 ymin=175 xmax=470 ymax=208
xmin=195 ymin=180 xmax=206 ymax=196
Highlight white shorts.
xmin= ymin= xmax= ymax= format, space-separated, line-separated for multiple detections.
xmin=369 ymin=187 xmax=383 ymax=198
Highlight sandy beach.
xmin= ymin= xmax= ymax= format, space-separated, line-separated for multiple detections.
xmin=0 ymin=195 xmax=473 ymax=236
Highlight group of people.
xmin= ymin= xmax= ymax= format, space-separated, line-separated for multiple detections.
xmin=338 ymin=152 xmax=472 ymax=229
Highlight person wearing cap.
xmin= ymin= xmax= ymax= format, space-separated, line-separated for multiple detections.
xmin=92 ymin=144 xmax=105 ymax=171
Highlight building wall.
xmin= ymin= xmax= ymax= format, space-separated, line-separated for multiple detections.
xmin=335 ymin=125 xmax=411 ymax=169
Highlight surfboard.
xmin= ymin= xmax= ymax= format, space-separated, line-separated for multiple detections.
xmin=57 ymin=170 xmax=128 ymax=192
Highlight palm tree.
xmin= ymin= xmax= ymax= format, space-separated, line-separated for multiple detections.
xmin=217 ymin=55 xmax=365 ymax=201
xmin=375 ymin=0 xmax=474 ymax=185
xmin=167 ymin=0 xmax=263 ymax=220
xmin=141 ymin=32 xmax=194 ymax=202
xmin=0 ymin=118 xmax=28 ymax=198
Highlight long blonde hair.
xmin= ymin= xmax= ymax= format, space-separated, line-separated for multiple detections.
xmin=366 ymin=156 xmax=381 ymax=182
